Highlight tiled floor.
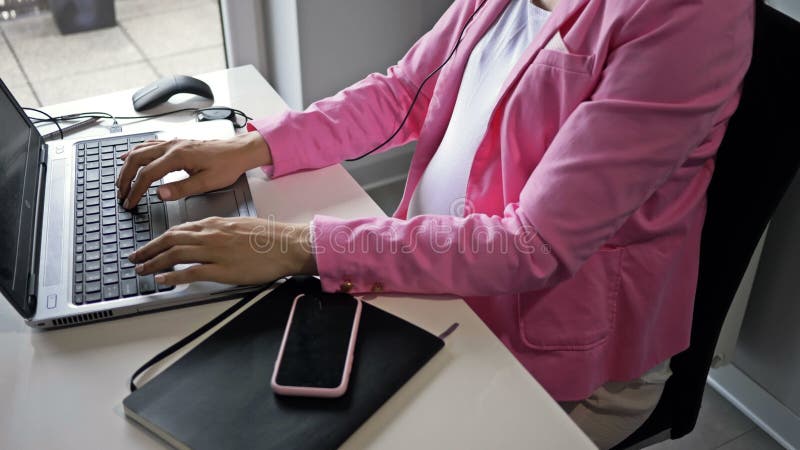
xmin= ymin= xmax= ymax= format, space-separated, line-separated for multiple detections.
xmin=645 ymin=387 xmax=783 ymax=450
xmin=0 ymin=0 xmax=225 ymax=107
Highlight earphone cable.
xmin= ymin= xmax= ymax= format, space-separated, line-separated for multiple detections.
xmin=27 ymin=107 xmax=253 ymax=130
xmin=346 ymin=0 xmax=489 ymax=162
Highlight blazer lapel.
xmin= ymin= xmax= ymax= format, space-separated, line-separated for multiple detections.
xmin=405 ymin=0 xmax=512 ymax=185
xmin=495 ymin=0 xmax=592 ymax=98
xmin=400 ymin=0 xmax=592 ymax=218
xmin=433 ymin=0 xmax=512 ymax=108
xmin=462 ymin=0 xmax=592 ymax=215
xmin=431 ymin=0 xmax=592 ymax=134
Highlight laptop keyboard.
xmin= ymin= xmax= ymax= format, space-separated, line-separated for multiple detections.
xmin=72 ymin=133 xmax=174 ymax=305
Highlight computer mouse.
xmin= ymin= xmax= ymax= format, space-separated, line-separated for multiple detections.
xmin=132 ymin=75 xmax=214 ymax=111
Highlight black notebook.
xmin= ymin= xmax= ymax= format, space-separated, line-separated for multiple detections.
xmin=123 ymin=276 xmax=444 ymax=450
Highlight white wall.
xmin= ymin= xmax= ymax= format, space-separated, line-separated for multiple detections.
xmin=264 ymin=0 xmax=304 ymax=110
xmin=735 ymin=171 xmax=800 ymax=415
xmin=263 ymin=0 xmax=453 ymax=191
xmin=220 ymin=0 xmax=269 ymax=76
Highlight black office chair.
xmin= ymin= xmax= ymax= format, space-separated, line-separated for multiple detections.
xmin=612 ymin=2 xmax=800 ymax=448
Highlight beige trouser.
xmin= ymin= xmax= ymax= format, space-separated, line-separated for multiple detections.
xmin=559 ymin=359 xmax=672 ymax=450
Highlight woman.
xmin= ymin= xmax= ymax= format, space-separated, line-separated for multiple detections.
xmin=116 ymin=0 xmax=754 ymax=447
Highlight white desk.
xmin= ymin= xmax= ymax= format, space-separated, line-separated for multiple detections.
xmin=0 ymin=66 xmax=595 ymax=450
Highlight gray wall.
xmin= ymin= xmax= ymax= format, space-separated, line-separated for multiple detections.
xmin=295 ymin=0 xmax=452 ymax=107
xmin=263 ymin=0 xmax=453 ymax=191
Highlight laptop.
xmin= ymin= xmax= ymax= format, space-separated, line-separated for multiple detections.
xmin=0 ymin=78 xmax=260 ymax=329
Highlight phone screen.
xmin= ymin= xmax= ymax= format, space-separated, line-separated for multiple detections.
xmin=275 ymin=294 xmax=359 ymax=389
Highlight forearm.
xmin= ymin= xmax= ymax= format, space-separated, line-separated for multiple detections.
xmin=309 ymin=206 xmax=568 ymax=296
xmin=247 ymin=0 xmax=483 ymax=178
xmin=249 ymin=68 xmax=430 ymax=178
xmin=238 ymin=130 xmax=273 ymax=169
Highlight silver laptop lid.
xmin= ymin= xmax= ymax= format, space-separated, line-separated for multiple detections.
xmin=0 ymin=78 xmax=47 ymax=319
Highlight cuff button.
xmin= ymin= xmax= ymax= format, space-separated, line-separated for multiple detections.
xmin=340 ymin=280 xmax=354 ymax=293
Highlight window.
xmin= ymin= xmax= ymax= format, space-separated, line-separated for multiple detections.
xmin=0 ymin=0 xmax=226 ymax=107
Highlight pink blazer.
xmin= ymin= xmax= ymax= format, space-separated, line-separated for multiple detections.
xmin=249 ymin=0 xmax=754 ymax=401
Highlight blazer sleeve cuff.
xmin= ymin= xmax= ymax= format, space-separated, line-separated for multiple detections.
xmin=247 ymin=114 xmax=309 ymax=178
xmin=311 ymin=214 xmax=382 ymax=294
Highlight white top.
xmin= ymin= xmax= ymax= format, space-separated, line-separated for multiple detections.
xmin=407 ymin=0 xmax=550 ymax=217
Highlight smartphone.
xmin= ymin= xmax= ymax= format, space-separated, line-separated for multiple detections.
xmin=271 ymin=293 xmax=362 ymax=398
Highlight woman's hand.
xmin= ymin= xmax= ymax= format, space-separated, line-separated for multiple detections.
xmin=128 ymin=217 xmax=317 ymax=286
xmin=116 ymin=131 xmax=271 ymax=209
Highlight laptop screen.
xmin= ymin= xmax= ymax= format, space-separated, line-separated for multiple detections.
xmin=0 ymin=80 xmax=42 ymax=318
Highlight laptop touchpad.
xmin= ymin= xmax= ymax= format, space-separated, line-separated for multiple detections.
xmin=185 ymin=190 xmax=240 ymax=221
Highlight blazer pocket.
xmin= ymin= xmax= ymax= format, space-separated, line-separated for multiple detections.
xmin=531 ymin=48 xmax=596 ymax=75
xmin=517 ymin=247 xmax=623 ymax=351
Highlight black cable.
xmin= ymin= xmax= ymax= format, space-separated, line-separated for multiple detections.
xmin=40 ymin=108 xmax=252 ymax=122
xmin=29 ymin=107 xmax=253 ymax=129
xmin=58 ymin=111 xmax=115 ymax=120
xmin=130 ymin=279 xmax=284 ymax=392
xmin=23 ymin=107 xmax=63 ymax=140
xmin=112 ymin=107 xmax=253 ymax=123
xmin=29 ymin=110 xmax=121 ymax=134
xmin=345 ymin=0 xmax=489 ymax=162
xmin=114 ymin=108 xmax=202 ymax=120
xmin=110 ymin=107 xmax=253 ymax=128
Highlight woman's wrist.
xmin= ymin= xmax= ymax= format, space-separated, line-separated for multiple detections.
xmin=237 ymin=130 xmax=273 ymax=169
xmin=288 ymin=224 xmax=318 ymax=276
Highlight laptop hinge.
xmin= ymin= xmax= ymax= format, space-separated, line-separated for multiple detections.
xmin=39 ymin=143 xmax=48 ymax=167
xmin=27 ymin=142 xmax=48 ymax=315
xmin=27 ymin=272 xmax=37 ymax=309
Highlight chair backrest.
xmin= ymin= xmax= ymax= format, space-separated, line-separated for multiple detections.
xmin=614 ymin=1 xmax=800 ymax=448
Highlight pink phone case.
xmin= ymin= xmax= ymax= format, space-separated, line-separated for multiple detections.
xmin=271 ymin=293 xmax=362 ymax=398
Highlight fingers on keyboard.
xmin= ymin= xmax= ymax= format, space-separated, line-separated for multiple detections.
xmin=73 ymin=134 xmax=166 ymax=306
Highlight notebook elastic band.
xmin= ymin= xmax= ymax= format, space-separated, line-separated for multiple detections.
xmin=129 ymin=280 xmax=281 ymax=392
